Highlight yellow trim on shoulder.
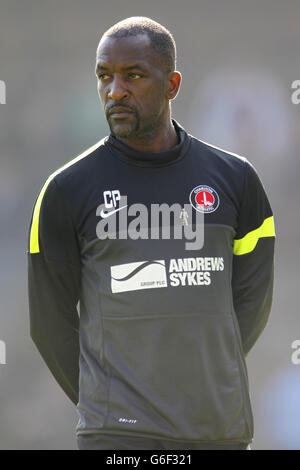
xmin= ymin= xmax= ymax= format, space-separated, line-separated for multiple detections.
xmin=29 ymin=139 xmax=105 ymax=254
xmin=233 ymin=215 xmax=275 ymax=256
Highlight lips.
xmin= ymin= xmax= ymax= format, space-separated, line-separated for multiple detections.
xmin=108 ymin=107 xmax=134 ymax=118
xmin=110 ymin=112 xmax=132 ymax=119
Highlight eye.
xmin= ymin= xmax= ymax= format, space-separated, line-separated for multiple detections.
xmin=128 ymin=73 xmax=143 ymax=79
xmin=97 ymin=74 xmax=111 ymax=81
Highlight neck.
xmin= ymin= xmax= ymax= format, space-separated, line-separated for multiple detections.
xmin=115 ymin=116 xmax=178 ymax=153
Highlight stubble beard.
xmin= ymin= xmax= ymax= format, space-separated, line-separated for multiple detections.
xmin=109 ymin=108 xmax=165 ymax=142
xmin=108 ymin=112 xmax=140 ymax=138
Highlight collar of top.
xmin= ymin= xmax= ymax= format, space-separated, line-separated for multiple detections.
xmin=105 ymin=119 xmax=190 ymax=167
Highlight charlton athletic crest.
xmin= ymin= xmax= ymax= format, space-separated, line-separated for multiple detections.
xmin=189 ymin=185 xmax=220 ymax=213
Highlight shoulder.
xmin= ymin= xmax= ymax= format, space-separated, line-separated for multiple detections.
xmin=29 ymin=139 xmax=108 ymax=250
xmin=34 ymin=137 xmax=109 ymax=205
xmin=52 ymin=137 xmax=108 ymax=187
xmin=188 ymin=132 xmax=248 ymax=177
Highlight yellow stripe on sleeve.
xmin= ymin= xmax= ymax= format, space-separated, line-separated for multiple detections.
xmin=29 ymin=139 xmax=105 ymax=254
xmin=233 ymin=216 xmax=275 ymax=256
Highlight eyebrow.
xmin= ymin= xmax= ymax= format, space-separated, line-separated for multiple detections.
xmin=95 ymin=63 xmax=147 ymax=74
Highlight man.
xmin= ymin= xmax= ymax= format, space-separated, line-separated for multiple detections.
xmin=27 ymin=17 xmax=275 ymax=450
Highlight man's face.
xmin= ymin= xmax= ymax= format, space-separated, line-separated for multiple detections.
xmin=95 ymin=34 xmax=168 ymax=139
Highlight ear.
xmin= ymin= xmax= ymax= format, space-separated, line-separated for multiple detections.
xmin=166 ymin=71 xmax=182 ymax=100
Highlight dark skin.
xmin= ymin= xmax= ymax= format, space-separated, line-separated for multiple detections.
xmin=95 ymin=34 xmax=182 ymax=153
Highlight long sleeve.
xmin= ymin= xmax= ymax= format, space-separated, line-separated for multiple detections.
xmin=232 ymin=160 xmax=275 ymax=356
xmin=27 ymin=177 xmax=81 ymax=405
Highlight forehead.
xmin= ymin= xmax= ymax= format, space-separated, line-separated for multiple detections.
xmin=96 ymin=34 xmax=159 ymax=70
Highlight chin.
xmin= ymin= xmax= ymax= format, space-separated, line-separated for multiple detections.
xmin=110 ymin=122 xmax=136 ymax=138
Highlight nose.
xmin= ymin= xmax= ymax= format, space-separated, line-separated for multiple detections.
xmin=107 ymin=75 xmax=129 ymax=101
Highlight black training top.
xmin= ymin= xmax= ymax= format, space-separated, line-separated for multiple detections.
xmin=27 ymin=119 xmax=275 ymax=448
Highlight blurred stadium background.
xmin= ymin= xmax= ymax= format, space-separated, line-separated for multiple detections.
xmin=0 ymin=0 xmax=299 ymax=449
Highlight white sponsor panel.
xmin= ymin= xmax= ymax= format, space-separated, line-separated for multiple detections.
xmin=110 ymin=257 xmax=225 ymax=293
xmin=111 ymin=260 xmax=167 ymax=293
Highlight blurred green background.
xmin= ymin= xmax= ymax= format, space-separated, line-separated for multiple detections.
xmin=0 ymin=0 xmax=299 ymax=449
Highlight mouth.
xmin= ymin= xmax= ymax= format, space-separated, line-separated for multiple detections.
xmin=108 ymin=107 xmax=134 ymax=119
xmin=109 ymin=112 xmax=132 ymax=119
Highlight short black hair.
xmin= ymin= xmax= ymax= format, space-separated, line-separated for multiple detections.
xmin=100 ymin=17 xmax=176 ymax=73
